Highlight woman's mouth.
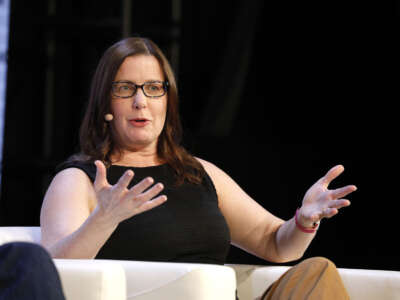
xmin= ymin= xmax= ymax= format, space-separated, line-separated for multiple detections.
xmin=129 ymin=118 xmax=150 ymax=127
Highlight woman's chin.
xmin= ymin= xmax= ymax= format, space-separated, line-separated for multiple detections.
xmin=124 ymin=137 xmax=157 ymax=150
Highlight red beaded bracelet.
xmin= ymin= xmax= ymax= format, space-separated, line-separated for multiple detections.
xmin=295 ymin=208 xmax=319 ymax=233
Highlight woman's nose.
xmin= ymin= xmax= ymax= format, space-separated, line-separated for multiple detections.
xmin=132 ymin=88 xmax=147 ymax=109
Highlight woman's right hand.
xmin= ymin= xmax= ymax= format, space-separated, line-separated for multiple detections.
xmin=92 ymin=160 xmax=167 ymax=227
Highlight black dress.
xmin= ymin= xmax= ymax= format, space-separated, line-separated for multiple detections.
xmin=56 ymin=160 xmax=231 ymax=265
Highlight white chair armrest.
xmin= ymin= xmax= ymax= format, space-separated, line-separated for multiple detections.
xmin=227 ymin=264 xmax=289 ymax=300
xmin=0 ymin=227 xmax=238 ymax=299
xmin=338 ymin=268 xmax=400 ymax=300
xmin=114 ymin=260 xmax=236 ymax=300
xmin=228 ymin=264 xmax=400 ymax=300
xmin=53 ymin=259 xmax=126 ymax=300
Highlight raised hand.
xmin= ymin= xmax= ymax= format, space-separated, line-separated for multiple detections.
xmin=92 ymin=160 xmax=167 ymax=227
xmin=298 ymin=165 xmax=357 ymax=227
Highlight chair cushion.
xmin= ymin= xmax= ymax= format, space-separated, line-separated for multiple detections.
xmin=115 ymin=260 xmax=236 ymax=300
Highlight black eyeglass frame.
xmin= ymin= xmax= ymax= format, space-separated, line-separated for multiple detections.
xmin=111 ymin=80 xmax=169 ymax=98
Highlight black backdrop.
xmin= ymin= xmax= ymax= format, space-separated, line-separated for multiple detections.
xmin=1 ymin=0 xmax=399 ymax=271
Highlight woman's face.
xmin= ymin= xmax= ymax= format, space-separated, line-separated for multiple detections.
xmin=110 ymin=55 xmax=167 ymax=152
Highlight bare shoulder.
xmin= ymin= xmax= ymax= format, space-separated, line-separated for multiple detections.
xmin=52 ymin=167 xmax=93 ymax=183
xmin=195 ymin=157 xmax=225 ymax=178
xmin=195 ymin=157 xmax=235 ymax=199
xmin=195 ymin=157 xmax=226 ymax=184
xmin=195 ymin=156 xmax=212 ymax=168
xmin=48 ymin=167 xmax=93 ymax=193
xmin=43 ymin=167 xmax=96 ymax=212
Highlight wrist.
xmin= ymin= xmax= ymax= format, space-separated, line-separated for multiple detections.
xmin=295 ymin=208 xmax=319 ymax=233
xmin=297 ymin=207 xmax=317 ymax=227
xmin=90 ymin=206 xmax=119 ymax=232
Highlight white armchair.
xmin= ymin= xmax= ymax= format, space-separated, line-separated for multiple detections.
xmin=230 ymin=263 xmax=400 ymax=300
xmin=0 ymin=226 xmax=236 ymax=300
xmin=1 ymin=226 xmax=399 ymax=300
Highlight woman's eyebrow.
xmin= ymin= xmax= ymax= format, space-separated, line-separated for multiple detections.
xmin=114 ymin=79 xmax=164 ymax=83
xmin=113 ymin=80 xmax=133 ymax=83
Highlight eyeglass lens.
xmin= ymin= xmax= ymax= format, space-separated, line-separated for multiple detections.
xmin=113 ymin=82 xmax=165 ymax=97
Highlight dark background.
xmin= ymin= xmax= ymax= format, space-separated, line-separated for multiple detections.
xmin=1 ymin=1 xmax=399 ymax=270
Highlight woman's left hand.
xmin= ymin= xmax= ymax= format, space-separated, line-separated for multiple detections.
xmin=298 ymin=165 xmax=357 ymax=227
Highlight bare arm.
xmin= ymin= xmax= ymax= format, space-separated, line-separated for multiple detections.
xmin=198 ymin=159 xmax=357 ymax=263
xmin=198 ymin=158 xmax=287 ymax=262
xmin=40 ymin=161 xmax=167 ymax=258
xmin=40 ymin=168 xmax=113 ymax=258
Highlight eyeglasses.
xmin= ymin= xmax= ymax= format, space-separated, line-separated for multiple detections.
xmin=111 ymin=80 xmax=169 ymax=98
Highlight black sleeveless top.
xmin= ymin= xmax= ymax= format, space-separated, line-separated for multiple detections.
xmin=55 ymin=160 xmax=231 ymax=265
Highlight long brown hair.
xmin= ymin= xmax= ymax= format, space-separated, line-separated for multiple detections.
xmin=74 ymin=37 xmax=205 ymax=185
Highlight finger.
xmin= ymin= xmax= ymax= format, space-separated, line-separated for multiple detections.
xmin=322 ymin=207 xmax=339 ymax=218
xmin=94 ymin=160 xmax=109 ymax=190
xmin=331 ymin=185 xmax=357 ymax=199
xmin=328 ymin=198 xmax=351 ymax=209
xmin=129 ymin=177 xmax=155 ymax=195
xmin=134 ymin=183 xmax=165 ymax=203
xmin=137 ymin=195 xmax=168 ymax=213
xmin=320 ymin=165 xmax=345 ymax=188
xmin=114 ymin=170 xmax=134 ymax=193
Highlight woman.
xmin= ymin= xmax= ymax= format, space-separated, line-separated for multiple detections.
xmin=40 ymin=37 xmax=356 ymax=299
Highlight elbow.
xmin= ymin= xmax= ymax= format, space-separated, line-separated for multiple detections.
xmin=40 ymin=239 xmax=58 ymax=258
xmin=272 ymin=223 xmax=307 ymax=263
xmin=261 ymin=245 xmax=304 ymax=263
xmin=273 ymin=243 xmax=305 ymax=263
xmin=286 ymin=249 xmax=306 ymax=262
xmin=42 ymin=244 xmax=62 ymax=259
xmin=287 ymin=251 xmax=304 ymax=262
xmin=272 ymin=252 xmax=303 ymax=264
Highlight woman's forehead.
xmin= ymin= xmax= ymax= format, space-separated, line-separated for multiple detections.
xmin=115 ymin=55 xmax=164 ymax=82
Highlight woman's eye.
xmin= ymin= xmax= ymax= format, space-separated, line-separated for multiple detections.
xmin=149 ymin=85 xmax=161 ymax=91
